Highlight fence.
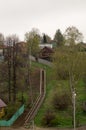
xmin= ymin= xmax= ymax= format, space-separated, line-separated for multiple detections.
xmin=0 ymin=105 xmax=24 ymax=126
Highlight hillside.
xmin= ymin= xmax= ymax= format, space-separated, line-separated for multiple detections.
xmin=31 ymin=61 xmax=86 ymax=128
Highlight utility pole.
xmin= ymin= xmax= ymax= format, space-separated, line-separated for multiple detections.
xmin=72 ymin=90 xmax=76 ymax=130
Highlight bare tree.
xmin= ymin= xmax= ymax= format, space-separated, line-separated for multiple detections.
xmin=6 ymin=34 xmax=19 ymax=46
xmin=64 ymin=26 xmax=83 ymax=46
xmin=12 ymin=41 xmax=17 ymax=102
xmin=6 ymin=35 xmax=19 ymax=102
xmin=25 ymin=28 xmax=41 ymax=56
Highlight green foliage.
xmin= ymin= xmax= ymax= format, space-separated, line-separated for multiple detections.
xmin=83 ymin=73 xmax=86 ymax=86
xmin=41 ymin=109 xmax=58 ymax=127
xmin=4 ymin=102 xmax=21 ymax=120
xmin=82 ymin=101 xmax=86 ymax=112
xmin=34 ymin=62 xmax=86 ymax=128
xmin=25 ymin=28 xmax=41 ymax=56
xmin=54 ymin=29 xmax=64 ymax=46
xmin=17 ymin=92 xmax=29 ymax=106
xmin=53 ymin=46 xmax=86 ymax=82
xmin=52 ymin=91 xmax=71 ymax=110
xmin=47 ymin=83 xmax=72 ymax=111
xmin=43 ymin=34 xmax=47 ymax=43
xmin=64 ymin=26 xmax=83 ymax=45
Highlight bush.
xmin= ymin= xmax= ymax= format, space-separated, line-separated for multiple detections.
xmin=83 ymin=73 xmax=86 ymax=86
xmin=52 ymin=92 xmax=71 ymax=111
xmin=57 ymin=69 xmax=69 ymax=80
xmin=4 ymin=102 xmax=21 ymax=120
xmin=41 ymin=109 xmax=58 ymax=127
xmin=83 ymin=101 xmax=86 ymax=112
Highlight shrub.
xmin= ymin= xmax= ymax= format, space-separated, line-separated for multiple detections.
xmin=57 ymin=69 xmax=69 ymax=80
xmin=52 ymin=92 xmax=71 ymax=111
xmin=41 ymin=109 xmax=58 ymax=127
xmin=83 ymin=101 xmax=86 ymax=112
xmin=4 ymin=102 xmax=21 ymax=120
xmin=83 ymin=73 xmax=86 ymax=86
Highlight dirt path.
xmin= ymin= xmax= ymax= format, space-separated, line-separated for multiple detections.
xmin=0 ymin=126 xmax=86 ymax=130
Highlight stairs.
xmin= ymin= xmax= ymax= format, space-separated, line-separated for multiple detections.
xmin=24 ymin=69 xmax=46 ymax=127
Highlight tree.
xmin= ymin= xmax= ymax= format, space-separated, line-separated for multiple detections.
xmin=45 ymin=34 xmax=51 ymax=43
xmin=25 ymin=28 xmax=41 ymax=103
xmin=0 ymin=33 xmax=4 ymax=45
xmin=6 ymin=34 xmax=19 ymax=45
xmin=64 ymin=26 xmax=83 ymax=46
xmin=12 ymin=41 xmax=17 ymax=102
xmin=6 ymin=39 xmax=13 ymax=102
xmin=54 ymin=29 xmax=64 ymax=46
xmin=53 ymin=46 xmax=85 ymax=90
xmin=5 ymin=35 xmax=19 ymax=102
xmin=0 ymin=33 xmax=5 ymax=55
xmin=25 ymin=28 xmax=41 ymax=56
xmin=43 ymin=34 xmax=47 ymax=43
xmin=53 ymin=46 xmax=86 ymax=126
xmin=42 ymin=34 xmax=51 ymax=43
xmin=5 ymin=41 xmax=16 ymax=102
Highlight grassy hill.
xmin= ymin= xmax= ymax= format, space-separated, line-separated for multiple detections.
xmin=32 ymin=61 xmax=86 ymax=128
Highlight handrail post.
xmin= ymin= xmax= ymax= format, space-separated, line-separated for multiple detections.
xmin=40 ymin=69 xmax=42 ymax=95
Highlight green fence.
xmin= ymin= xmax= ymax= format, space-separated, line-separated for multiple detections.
xmin=0 ymin=105 xmax=24 ymax=126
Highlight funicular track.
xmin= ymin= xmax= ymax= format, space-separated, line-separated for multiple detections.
xmin=24 ymin=69 xmax=46 ymax=127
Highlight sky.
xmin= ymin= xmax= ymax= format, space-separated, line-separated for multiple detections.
xmin=0 ymin=0 xmax=86 ymax=42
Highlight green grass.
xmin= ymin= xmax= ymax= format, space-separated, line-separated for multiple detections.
xmin=32 ymin=61 xmax=86 ymax=128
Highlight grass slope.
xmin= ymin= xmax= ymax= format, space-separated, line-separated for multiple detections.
xmin=32 ymin=61 xmax=86 ymax=128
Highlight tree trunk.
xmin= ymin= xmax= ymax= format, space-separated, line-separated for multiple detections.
xmin=13 ymin=42 xmax=17 ymax=102
xmin=7 ymin=43 xmax=12 ymax=102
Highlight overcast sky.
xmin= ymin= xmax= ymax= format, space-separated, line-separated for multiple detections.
xmin=0 ymin=0 xmax=86 ymax=41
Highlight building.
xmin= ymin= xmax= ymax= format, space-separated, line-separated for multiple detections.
xmin=16 ymin=41 xmax=28 ymax=54
xmin=39 ymin=46 xmax=54 ymax=61
xmin=39 ymin=40 xmax=57 ymax=49
xmin=39 ymin=44 xmax=53 ymax=49
xmin=0 ymin=99 xmax=7 ymax=118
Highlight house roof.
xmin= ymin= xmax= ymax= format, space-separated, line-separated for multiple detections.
xmin=16 ymin=41 xmax=27 ymax=46
xmin=40 ymin=46 xmax=54 ymax=53
xmin=16 ymin=41 xmax=27 ymax=49
xmin=0 ymin=99 xmax=7 ymax=108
